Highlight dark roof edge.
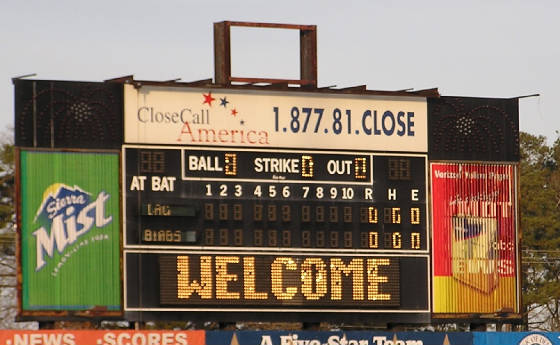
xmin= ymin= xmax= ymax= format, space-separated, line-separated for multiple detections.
xmin=104 ymin=75 xmax=441 ymax=98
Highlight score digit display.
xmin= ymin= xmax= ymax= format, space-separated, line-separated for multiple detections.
xmin=124 ymin=145 xmax=429 ymax=318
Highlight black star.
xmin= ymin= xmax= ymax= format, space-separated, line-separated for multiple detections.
xmin=220 ymin=97 xmax=229 ymax=107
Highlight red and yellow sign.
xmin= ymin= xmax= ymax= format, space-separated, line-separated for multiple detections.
xmin=431 ymin=163 xmax=518 ymax=314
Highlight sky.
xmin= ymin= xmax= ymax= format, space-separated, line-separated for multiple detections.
xmin=1 ymin=1 xmax=558 ymax=144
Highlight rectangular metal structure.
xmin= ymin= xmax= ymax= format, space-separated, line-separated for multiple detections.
xmin=123 ymin=85 xmax=427 ymax=152
xmin=18 ymin=150 xmax=121 ymax=314
xmin=213 ymin=21 xmax=317 ymax=87
xmin=430 ymin=162 xmax=519 ymax=316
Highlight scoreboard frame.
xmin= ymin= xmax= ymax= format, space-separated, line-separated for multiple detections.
xmin=122 ymin=144 xmax=430 ymax=321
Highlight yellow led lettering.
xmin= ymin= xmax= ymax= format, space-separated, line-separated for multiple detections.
xmin=146 ymin=203 xmax=170 ymax=216
xmin=367 ymin=258 xmax=391 ymax=301
xmin=301 ymin=155 xmax=314 ymax=178
xmin=157 ymin=230 xmax=165 ymax=241
xmin=215 ymin=256 xmax=240 ymax=300
xmin=368 ymin=206 xmax=378 ymax=224
xmin=300 ymin=258 xmax=327 ymax=300
xmin=243 ymin=257 xmax=268 ymax=299
xmin=354 ymin=157 xmax=368 ymax=180
xmin=271 ymin=257 xmax=298 ymax=300
xmin=224 ymin=153 xmax=237 ymax=176
xmin=176 ymin=256 xmax=212 ymax=299
xmin=330 ymin=258 xmax=364 ymax=300
xmin=369 ymin=232 xmax=379 ymax=248
xmin=411 ymin=232 xmax=421 ymax=249
xmin=392 ymin=207 xmax=401 ymax=224
xmin=144 ymin=229 xmax=152 ymax=241
xmin=392 ymin=232 xmax=402 ymax=249
xmin=410 ymin=207 xmax=420 ymax=224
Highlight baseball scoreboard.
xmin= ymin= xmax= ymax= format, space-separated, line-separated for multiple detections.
xmin=124 ymin=144 xmax=429 ymax=316
xmin=14 ymin=79 xmax=521 ymax=323
xmin=14 ymin=22 xmax=522 ymax=324
xmin=121 ymin=85 xmax=431 ymax=321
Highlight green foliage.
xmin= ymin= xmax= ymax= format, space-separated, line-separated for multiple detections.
xmin=520 ymin=131 xmax=560 ymax=330
xmin=520 ymin=133 xmax=560 ymax=249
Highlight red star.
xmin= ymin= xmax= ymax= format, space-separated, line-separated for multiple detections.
xmin=231 ymin=108 xmax=238 ymax=117
xmin=202 ymin=92 xmax=215 ymax=106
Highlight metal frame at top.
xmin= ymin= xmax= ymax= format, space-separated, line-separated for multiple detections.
xmin=214 ymin=21 xmax=318 ymax=88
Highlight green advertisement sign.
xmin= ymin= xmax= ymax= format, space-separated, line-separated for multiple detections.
xmin=20 ymin=151 xmax=120 ymax=311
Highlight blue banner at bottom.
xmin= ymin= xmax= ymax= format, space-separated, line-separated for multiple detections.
xmin=206 ymin=331 xmax=473 ymax=345
xmin=474 ymin=332 xmax=560 ymax=345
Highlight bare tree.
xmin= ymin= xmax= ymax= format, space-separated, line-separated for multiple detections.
xmin=0 ymin=129 xmax=36 ymax=329
xmin=0 ymin=237 xmax=37 ymax=329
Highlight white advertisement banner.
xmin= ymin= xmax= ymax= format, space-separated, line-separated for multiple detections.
xmin=124 ymin=85 xmax=427 ymax=152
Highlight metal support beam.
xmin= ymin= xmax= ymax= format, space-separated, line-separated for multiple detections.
xmin=214 ymin=21 xmax=231 ymax=86
xmin=300 ymin=26 xmax=317 ymax=88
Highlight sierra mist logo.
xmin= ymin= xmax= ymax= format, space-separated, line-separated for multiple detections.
xmin=32 ymin=183 xmax=112 ymax=271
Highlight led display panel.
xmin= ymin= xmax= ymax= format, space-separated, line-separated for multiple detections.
xmin=126 ymin=252 xmax=429 ymax=312
xmin=124 ymin=146 xmax=427 ymax=253
xmin=123 ymin=146 xmax=430 ymax=316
